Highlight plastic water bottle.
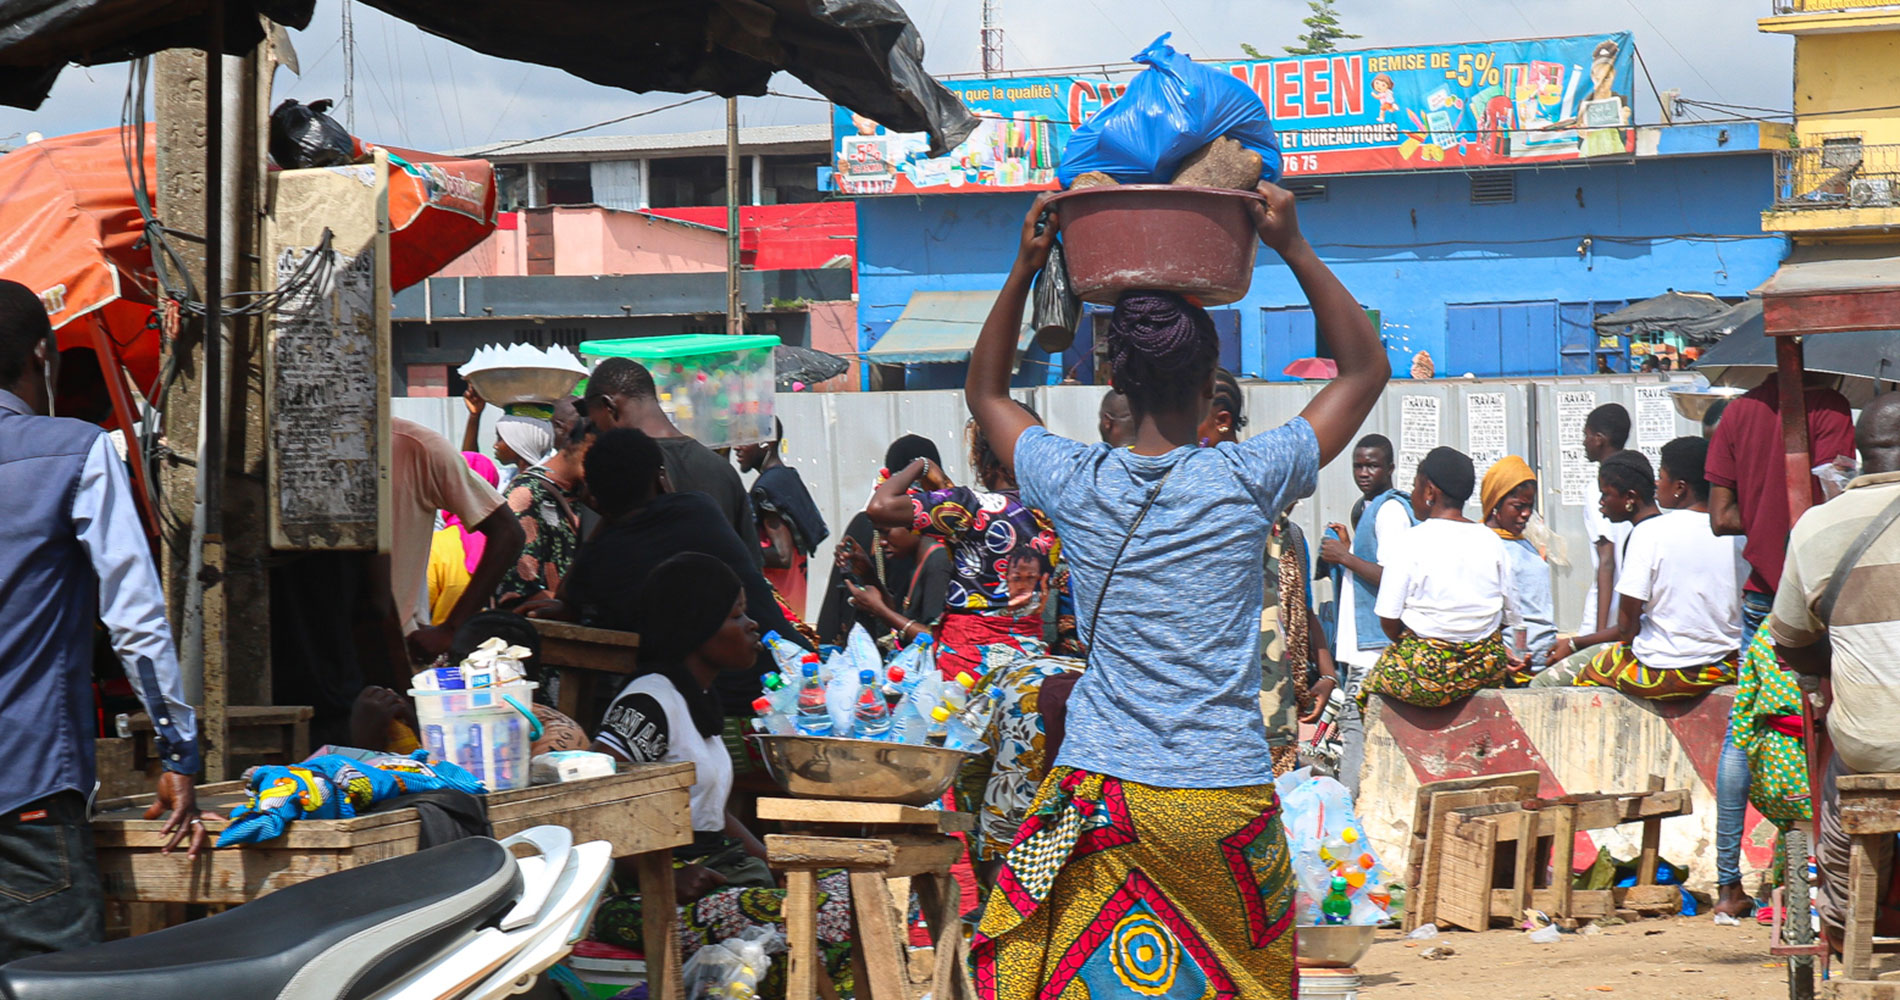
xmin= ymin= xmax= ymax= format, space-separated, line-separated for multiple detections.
xmin=852 ymin=669 xmax=892 ymax=739
xmin=1320 ymin=875 xmax=1353 ymax=925
xmin=794 ymin=660 xmax=832 ymax=736
xmin=846 ymin=624 xmax=881 ymax=679
xmin=761 ymin=630 xmax=807 ymax=677
xmin=751 ymin=696 xmax=794 ymax=735
xmin=824 ymin=651 xmax=859 ymax=736
xmin=924 ymin=705 xmax=982 ymax=750
xmin=887 ymin=633 xmax=935 ymax=680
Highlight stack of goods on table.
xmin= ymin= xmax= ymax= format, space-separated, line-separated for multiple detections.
xmin=748 ymin=626 xmax=989 ymax=752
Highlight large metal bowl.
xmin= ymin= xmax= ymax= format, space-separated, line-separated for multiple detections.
xmin=748 ymin=734 xmax=978 ymax=805
xmin=463 ymin=367 xmax=587 ymax=409
xmin=1667 ymin=382 xmax=1748 ymax=423
xmin=1295 ymin=925 xmax=1376 ymax=968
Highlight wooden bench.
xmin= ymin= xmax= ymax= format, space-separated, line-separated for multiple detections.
xmin=122 ymin=704 xmax=313 ymax=776
xmin=529 ymin=620 xmax=639 ymax=730
xmin=1834 ymin=772 xmax=1900 ymax=999
xmin=761 ymin=798 xmax=977 ymax=1000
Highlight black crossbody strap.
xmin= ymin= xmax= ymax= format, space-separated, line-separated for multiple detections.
xmin=1818 ymin=489 xmax=1900 ymax=626
xmin=1085 ymin=463 xmax=1179 ymax=652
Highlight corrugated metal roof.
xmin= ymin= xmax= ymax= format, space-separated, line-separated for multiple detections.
xmin=457 ymin=123 xmax=832 ymax=161
xmin=863 ymin=290 xmax=1033 ymax=364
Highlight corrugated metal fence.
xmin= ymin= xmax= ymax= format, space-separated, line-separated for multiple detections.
xmin=395 ymin=374 xmax=1703 ymax=627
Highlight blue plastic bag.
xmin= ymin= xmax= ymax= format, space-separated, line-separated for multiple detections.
xmin=1058 ymin=34 xmax=1282 ymax=187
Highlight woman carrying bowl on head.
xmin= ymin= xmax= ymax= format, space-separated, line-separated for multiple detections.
xmin=964 ymin=182 xmax=1388 ymax=1000
xmin=587 ymin=552 xmax=856 ymax=996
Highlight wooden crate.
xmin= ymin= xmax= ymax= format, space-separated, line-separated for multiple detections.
xmin=1431 ymin=783 xmax=1692 ymax=931
xmin=92 ymin=763 xmax=694 ymax=906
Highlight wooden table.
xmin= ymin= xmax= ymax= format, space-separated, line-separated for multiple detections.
xmin=91 ymin=763 xmax=695 ymax=1000
xmin=762 ymin=797 xmax=976 ymax=1000
xmin=1834 ymin=772 xmax=1900 ymax=998
xmin=530 ymin=620 xmax=639 ymax=731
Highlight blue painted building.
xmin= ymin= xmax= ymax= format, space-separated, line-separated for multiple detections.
xmin=850 ymin=123 xmax=1791 ymax=387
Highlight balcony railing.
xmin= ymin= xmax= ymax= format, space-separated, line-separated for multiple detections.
xmin=1773 ymin=0 xmax=1900 ymax=12
xmin=1772 ymin=142 xmax=1900 ymax=211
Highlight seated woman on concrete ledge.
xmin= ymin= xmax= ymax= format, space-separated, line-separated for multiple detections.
xmin=1534 ymin=445 xmax=1744 ymax=699
xmin=1358 ymin=446 xmax=1520 ymax=709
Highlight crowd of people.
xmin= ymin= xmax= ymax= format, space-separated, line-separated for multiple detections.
xmin=2 ymin=171 xmax=1897 ymax=997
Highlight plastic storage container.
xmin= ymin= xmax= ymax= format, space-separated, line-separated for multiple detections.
xmin=579 ymin=334 xmax=779 ymax=449
xmin=1043 ymin=185 xmax=1267 ymax=306
xmin=410 ymin=682 xmax=539 ymax=791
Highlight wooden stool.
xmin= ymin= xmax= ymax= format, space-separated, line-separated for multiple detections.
xmin=762 ymin=798 xmax=976 ymax=1000
xmin=1835 ymin=772 xmax=1900 ymax=997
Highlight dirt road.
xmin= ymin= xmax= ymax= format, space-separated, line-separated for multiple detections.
xmin=1351 ymin=915 xmax=1818 ymax=1000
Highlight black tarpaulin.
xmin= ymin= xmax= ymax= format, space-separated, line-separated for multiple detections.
xmin=0 ymin=0 xmax=315 ymax=110
xmin=1591 ymin=290 xmax=1732 ymax=344
xmin=358 ymin=0 xmax=973 ymax=154
xmin=0 ymin=0 xmax=976 ymax=155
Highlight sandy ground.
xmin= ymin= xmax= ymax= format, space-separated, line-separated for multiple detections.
xmin=1347 ymin=914 xmax=1885 ymax=1000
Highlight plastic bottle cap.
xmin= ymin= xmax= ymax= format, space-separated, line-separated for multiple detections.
xmin=763 ymin=631 xmax=780 ymax=643
xmin=752 ymin=697 xmax=772 ymax=713
xmin=762 ymin=673 xmax=784 ymax=690
xmin=859 ymin=668 xmax=875 ymax=684
xmin=930 ymin=706 xmax=952 ymax=722
xmin=888 ymin=666 xmax=906 ymax=683
xmin=1330 ymin=875 xmax=1348 ymax=890
xmin=916 ymin=634 xmax=934 ymax=646
xmin=955 ymin=673 xmax=975 ymax=690
xmin=802 ymin=661 xmax=819 ymax=677
xmin=1342 ymin=828 xmax=1359 ymax=844
xmin=801 ymin=653 xmax=820 ymax=664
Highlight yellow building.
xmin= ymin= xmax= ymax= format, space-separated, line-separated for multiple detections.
xmin=1761 ymin=0 xmax=1900 ymax=235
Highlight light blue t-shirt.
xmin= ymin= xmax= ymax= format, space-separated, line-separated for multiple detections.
xmin=1503 ymin=536 xmax=1557 ymax=663
xmin=1014 ymin=419 xmax=1321 ymax=789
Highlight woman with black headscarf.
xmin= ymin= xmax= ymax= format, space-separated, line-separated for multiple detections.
xmin=1357 ymin=446 xmax=1520 ymax=707
xmin=588 ymin=553 xmax=857 ymax=994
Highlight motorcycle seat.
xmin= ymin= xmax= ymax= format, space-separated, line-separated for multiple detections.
xmin=0 ymin=836 xmax=522 ymax=1000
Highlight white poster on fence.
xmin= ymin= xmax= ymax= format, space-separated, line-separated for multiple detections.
xmin=1633 ymin=385 xmax=1676 ymax=469
xmin=1399 ymin=395 xmax=1441 ymax=479
xmin=1466 ymin=392 xmax=1508 ymax=471
xmin=1556 ymin=390 xmax=1598 ymax=506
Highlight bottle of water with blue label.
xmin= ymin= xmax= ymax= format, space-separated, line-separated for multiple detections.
xmin=853 ymin=668 xmax=892 ymax=740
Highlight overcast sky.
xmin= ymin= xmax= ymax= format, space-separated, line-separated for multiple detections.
xmin=0 ymin=0 xmax=1790 ymax=153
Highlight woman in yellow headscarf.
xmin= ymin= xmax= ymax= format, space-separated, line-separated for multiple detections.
xmin=1482 ymin=457 xmax=1556 ymax=683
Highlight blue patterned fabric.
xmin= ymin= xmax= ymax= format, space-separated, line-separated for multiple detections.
xmin=218 ymin=751 xmax=484 ymax=846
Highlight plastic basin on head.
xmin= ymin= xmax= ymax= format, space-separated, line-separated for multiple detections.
xmin=1045 ymin=185 xmax=1267 ymax=306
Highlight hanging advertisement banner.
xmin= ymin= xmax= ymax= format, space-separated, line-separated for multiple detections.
xmin=830 ymin=32 xmax=1633 ymax=193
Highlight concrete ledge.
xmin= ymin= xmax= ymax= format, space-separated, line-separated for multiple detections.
xmin=1361 ymin=686 xmax=1777 ymax=893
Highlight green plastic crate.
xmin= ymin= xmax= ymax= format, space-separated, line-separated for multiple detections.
xmin=579 ymin=334 xmax=779 ymax=449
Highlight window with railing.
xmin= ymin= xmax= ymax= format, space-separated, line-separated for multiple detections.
xmin=1773 ymin=0 xmax=1900 ymax=12
xmin=1772 ymin=136 xmax=1900 ymax=210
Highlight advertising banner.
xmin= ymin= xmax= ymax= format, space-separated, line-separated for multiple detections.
xmin=831 ymin=32 xmax=1633 ymax=193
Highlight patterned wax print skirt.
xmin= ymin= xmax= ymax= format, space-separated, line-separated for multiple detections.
xmin=973 ymin=768 xmax=1295 ymax=1000
xmin=1574 ymin=642 xmax=1737 ymax=700
xmin=1728 ymin=623 xmax=1811 ymax=824
xmin=1357 ymin=630 xmax=1510 ymax=708
xmin=957 ymin=652 xmax=1086 ymax=863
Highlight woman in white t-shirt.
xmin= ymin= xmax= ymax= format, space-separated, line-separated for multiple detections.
xmin=588 ymin=552 xmax=858 ymax=987
xmin=1543 ymin=447 xmax=1744 ymax=699
xmin=1361 ymin=447 xmax=1520 ymax=707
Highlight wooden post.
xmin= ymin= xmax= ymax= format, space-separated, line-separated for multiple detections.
xmin=1550 ymin=804 xmax=1577 ymax=921
xmin=636 ymin=850 xmax=684 ymax=1000
xmin=785 ymin=868 xmax=819 ymax=1000
xmin=725 ymin=97 xmax=742 ymax=336
xmin=1842 ymin=834 xmax=1881 ymax=982
xmin=1637 ymin=774 xmax=1666 ymax=886
xmin=1511 ymin=809 xmax=1538 ymax=917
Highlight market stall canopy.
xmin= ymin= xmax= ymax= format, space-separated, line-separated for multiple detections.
xmin=1592 ymin=290 xmax=1732 ymax=344
xmin=863 ymin=290 xmax=1034 ymax=364
xmin=1756 ymin=249 xmax=1900 ymax=336
xmin=0 ymin=125 xmax=496 ymax=393
xmin=1282 ymin=357 xmax=1338 ymax=380
xmin=1692 ymin=304 xmax=1900 ymax=407
xmin=0 ymin=0 xmax=314 ymax=109
xmin=1672 ymin=296 xmax=1761 ymax=343
xmin=0 ymin=0 xmax=976 ymax=156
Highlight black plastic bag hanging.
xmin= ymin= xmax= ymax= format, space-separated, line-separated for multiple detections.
xmin=1031 ymin=239 xmax=1081 ymax=354
xmin=269 ymin=99 xmax=357 ymax=169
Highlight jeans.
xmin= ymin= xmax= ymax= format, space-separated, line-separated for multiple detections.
xmin=0 ymin=790 xmax=104 ymax=965
xmin=1715 ymin=734 xmax=1752 ymax=888
xmin=1742 ymin=590 xmax=1773 ymax=640
xmin=1334 ymin=661 xmax=1369 ymax=803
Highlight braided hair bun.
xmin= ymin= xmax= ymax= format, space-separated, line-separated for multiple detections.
xmin=1104 ymin=290 xmax=1219 ymax=416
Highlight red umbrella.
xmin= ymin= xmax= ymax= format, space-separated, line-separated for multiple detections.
xmin=1282 ymin=357 xmax=1339 ymax=380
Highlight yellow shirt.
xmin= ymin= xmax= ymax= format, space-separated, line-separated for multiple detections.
xmin=427 ymin=526 xmax=471 ymax=626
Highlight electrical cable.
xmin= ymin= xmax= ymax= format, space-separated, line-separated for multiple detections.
xmin=1620 ymin=0 xmax=1726 ymax=101
xmin=467 ymin=94 xmax=719 ymax=154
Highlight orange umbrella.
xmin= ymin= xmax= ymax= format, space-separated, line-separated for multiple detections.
xmin=0 ymin=126 xmax=163 ymax=392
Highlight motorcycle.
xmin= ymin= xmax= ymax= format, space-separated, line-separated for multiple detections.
xmin=0 ymin=825 xmax=610 ymax=1000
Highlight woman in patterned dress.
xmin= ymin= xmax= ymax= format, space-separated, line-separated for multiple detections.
xmin=963 ymin=186 xmax=1389 ymax=1000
